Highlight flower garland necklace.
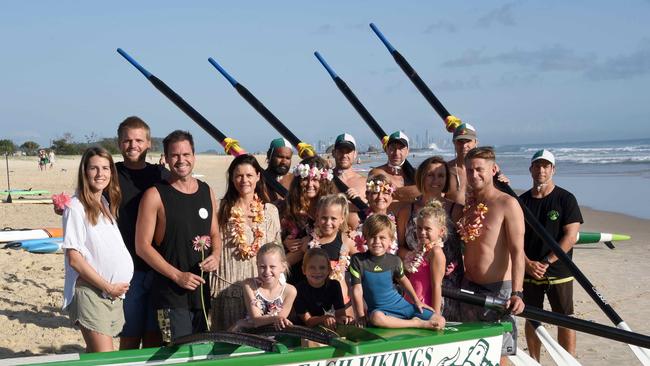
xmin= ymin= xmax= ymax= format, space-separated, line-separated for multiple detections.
xmin=456 ymin=196 xmax=489 ymax=243
xmin=229 ymin=194 xmax=265 ymax=260
xmin=404 ymin=237 xmax=444 ymax=274
xmin=307 ymin=229 xmax=350 ymax=283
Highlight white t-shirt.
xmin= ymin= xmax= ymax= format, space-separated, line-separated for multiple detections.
xmin=62 ymin=196 xmax=134 ymax=309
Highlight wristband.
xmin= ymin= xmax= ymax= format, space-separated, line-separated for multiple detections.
xmin=510 ymin=291 xmax=524 ymax=299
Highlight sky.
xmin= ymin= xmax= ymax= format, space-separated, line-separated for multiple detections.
xmin=1 ymin=1 xmax=649 ymax=153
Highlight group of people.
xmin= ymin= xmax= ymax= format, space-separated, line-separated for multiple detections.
xmin=38 ymin=149 xmax=55 ymax=171
xmin=59 ymin=116 xmax=582 ymax=364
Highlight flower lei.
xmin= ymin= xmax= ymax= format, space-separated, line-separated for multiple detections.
xmin=352 ymin=212 xmax=398 ymax=254
xmin=366 ymin=179 xmax=396 ymax=195
xmin=456 ymin=197 xmax=489 ymax=243
xmin=293 ymin=163 xmax=333 ymax=181
xmin=404 ymin=238 xmax=443 ymax=274
xmin=308 ymin=231 xmax=350 ymax=283
xmin=191 ymin=235 xmax=211 ymax=328
xmin=229 ymin=195 xmax=265 ymax=260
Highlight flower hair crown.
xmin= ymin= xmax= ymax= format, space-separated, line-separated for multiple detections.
xmin=366 ymin=179 xmax=395 ymax=194
xmin=293 ymin=163 xmax=333 ymax=181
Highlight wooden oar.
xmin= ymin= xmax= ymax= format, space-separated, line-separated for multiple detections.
xmin=366 ymin=24 xmax=650 ymax=363
xmin=313 ymin=51 xmax=416 ymax=182
xmin=443 ymin=287 xmax=650 ymax=350
xmin=116 ymin=49 xmax=287 ymax=198
xmin=207 ymin=57 xmax=369 ymax=214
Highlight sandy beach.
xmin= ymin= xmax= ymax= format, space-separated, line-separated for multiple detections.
xmin=1 ymin=154 xmax=648 ymax=364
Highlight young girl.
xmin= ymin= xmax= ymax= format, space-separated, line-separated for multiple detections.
xmin=232 ymin=243 xmax=297 ymax=331
xmin=403 ymin=200 xmax=448 ymax=325
xmin=351 ymin=174 xmax=398 ymax=254
xmin=294 ymin=248 xmax=352 ymax=330
xmin=302 ymin=194 xmax=357 ymax=303
xmin=62 ymin=147 xmax=134 ymax=352
xmin=281 ymin=156 xmax=335 ymax=284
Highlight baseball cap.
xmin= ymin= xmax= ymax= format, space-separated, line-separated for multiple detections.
xmin=267 ymin=137 xmax=292 ymax=159
xmin=453 ymin=123 xmax=478 ymax=141
xmin=334 ymin=133 xmax=356 ymax=150
xmin=386 ymin=131 xmax=409 ymax=149
xmin=531 ymin=149 xmax=555 ymax=165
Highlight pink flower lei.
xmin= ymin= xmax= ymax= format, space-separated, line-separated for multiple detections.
xmin=366 ymin=179 xmax=396 ymax=195
xmin=230 ymin=195 xmax=265 ymax=260
xmin=456 ymin=197 xmax=489 ymax=243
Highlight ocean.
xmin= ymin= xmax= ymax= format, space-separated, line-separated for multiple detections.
xmin=359 ymin=138 xmax=650 ymax=220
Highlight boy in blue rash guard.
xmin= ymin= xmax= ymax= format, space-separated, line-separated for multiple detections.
xmin=349 ymin=214 xmax=445 ymax=329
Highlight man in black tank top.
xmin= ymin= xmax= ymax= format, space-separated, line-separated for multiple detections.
xmin=136 ymin=130 xmax=221 ymax=343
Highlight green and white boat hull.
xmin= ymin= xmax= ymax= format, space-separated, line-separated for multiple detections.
xmin=15 ymin=323 xmax=511 ymax=366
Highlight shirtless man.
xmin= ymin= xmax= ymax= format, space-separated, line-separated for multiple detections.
xmin=332 ymin=133 xmax=367 ymax=230
xmin=445 ymin=123 xmax=478 ymax=205
xmin=369 ymin=131 xmax=419 ymax=210
xmin=136 ymin=130 xmax=221 ymax=342
xmin=265 ymin=137 xmax=294 ymax=202
xmin=460 ymin=146 xmax=525 ymax=361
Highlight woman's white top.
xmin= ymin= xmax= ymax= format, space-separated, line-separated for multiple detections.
xmin=62 ymin=196 xmax=134 ymax=309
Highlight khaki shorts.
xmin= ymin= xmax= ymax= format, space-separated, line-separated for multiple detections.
xmin=67 ymin=282 xmax=125 ymax=337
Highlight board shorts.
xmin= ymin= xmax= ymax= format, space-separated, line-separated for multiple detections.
xmin=460 ymin=278 xmax=517 ymax=356
xmin=523 ymin=277 xmax=574 ymax=315
xmin=67 ymin=281 xmax=125 ymax=337
xmin=157 ymin=308 xmax=208 ymax=344
xmin=121 ymin=270 xmax=159 ymax=337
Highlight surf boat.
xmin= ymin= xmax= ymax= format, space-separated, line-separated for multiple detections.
xmin=7 ymin=323 xmax=511 ymax=366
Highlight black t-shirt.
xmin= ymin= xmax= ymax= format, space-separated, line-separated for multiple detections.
xmin=116 ymin=162 xmax=168 ymax=272
xmin=520 ymin=186 xmax=583 ymax=278
xmin=294 ymin=279 xmax=344 ymax=318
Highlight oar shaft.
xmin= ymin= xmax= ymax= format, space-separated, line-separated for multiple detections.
xmin=443 ymin=287 xmax=650 ymax=349
xmin=116 ymin=49 xmax=287 ymax=197
xmin=314 ymin=51 xmax=416 ymax=180
xmin=494 ymin=180 xmax=624 ymax=325
xmin=368 ymin=23 xmax=451 ymax=120
xmin=207 ymin=57 xmax=368 ymax=212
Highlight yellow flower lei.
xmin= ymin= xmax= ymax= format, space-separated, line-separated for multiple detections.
xmin=230 ymin=195 xmax=265 ymax=260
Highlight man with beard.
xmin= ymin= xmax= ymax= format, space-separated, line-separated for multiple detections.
xmin=445 ymin=123 xmax=478 ymax=205
xmin=265 ymin=138 xmax=293 ymax=202
xmin=136 ymin=130 xmax=221 ymax=342
xmin=369 ymin=131 xmax=419 ymax=211
xmin=520 ymin=150 xmax=582 ymax=361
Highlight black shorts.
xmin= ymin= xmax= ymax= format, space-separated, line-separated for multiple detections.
xmin=157 ymin=308 xmax=208 ymax=344
xmin=523 ymin=278 xmax=574 ymax=315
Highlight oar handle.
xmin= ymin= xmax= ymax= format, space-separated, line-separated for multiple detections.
xmin=116 ymin=48 xmax=152 ymax=78
xmin=369 ymin=23 xmax=396 ymax=53
xmin=208 ymin=57 xmax=238 ymax=87
xmin=314 ymin=51 xmax=338 ymax=79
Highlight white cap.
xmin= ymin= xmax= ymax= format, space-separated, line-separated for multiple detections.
xmin=531 ymin=149 xmax=555 ymax=165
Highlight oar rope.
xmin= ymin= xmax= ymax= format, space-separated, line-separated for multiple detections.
xmin=313 ymin=51 xmax=416 ymax=181
xmin=116 ymin=49 xmax=287 ymax=198
xmin=207 ymin=57 xmax=369 ymax=214
xmin=367 ymin=24 xmax=650 ymax=362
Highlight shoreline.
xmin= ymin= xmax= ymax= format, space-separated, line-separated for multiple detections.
xmin=1 ymin=155 xmax=649 ymax=364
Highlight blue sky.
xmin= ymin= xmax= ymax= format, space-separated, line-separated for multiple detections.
xmin=2 ymin=1 xmax=649 ymax=152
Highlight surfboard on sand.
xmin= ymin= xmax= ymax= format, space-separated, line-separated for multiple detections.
xmin=0 ymin=189 xmax=50 ymax=196
xmin=3 ymin=197 xmax=53 ymax=204
xmin=0 ymin=228 xmax=63 ymax=243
